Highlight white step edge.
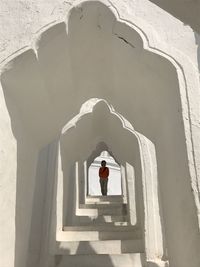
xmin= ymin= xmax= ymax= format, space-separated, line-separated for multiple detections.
xmin=57 ymin=230 xmax=141 ymax=241
xmin=85 ymin=201 xmax=124 ymax=205
xmin=76 ymin=205 xmax=127 ymax=216
xmin=63 ymin=225 xmax=137 ymax=232
xmin=86 ymin=195 xmax=123 ymax=200
xmin=73 ymin=215 xmax=129 ymax=225
xmin=80 ymin=203 xmax=126 ymax=208
xmin=66 ymin=221 xmax=130 ymax=227
xmin=55 ymin=239 xmax=144 ymax=255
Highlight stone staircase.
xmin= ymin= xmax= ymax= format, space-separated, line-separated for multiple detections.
xmin=55 ymin=195 xmax=145 ymax=267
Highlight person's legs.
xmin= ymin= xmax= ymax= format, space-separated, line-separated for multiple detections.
xmin=103 ymin=178 xmax=108 ymax=196
xmin=100 ymin=179 xmax=108 ymax=196
xmin=100 ymin=179 xmax=104 ymax=195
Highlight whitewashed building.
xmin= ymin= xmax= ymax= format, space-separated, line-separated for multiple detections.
xmin=1 ymin=1 xmax=200 ymax=267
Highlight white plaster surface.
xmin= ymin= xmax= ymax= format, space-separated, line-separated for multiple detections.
xmin=0 ymin=1 xmax=200 ymax=267
xmin=0 ymin=0 xmax=199 ymax=65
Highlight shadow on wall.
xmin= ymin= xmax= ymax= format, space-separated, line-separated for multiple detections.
xmin=149 ymin=0 xmax=200 ymax=34
xmin=0 ymin=78 xmax=39 ymax=267
xmin=27 ymin=141 xmax=59 ymax=267
xmin=62 ymin=159 xmax=78 ymax=226
xmin=55 ymin=242 xmax=115 ymax=267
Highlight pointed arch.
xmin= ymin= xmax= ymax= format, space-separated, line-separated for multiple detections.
xmin=50 ymin=98 xmax=165 ymax=264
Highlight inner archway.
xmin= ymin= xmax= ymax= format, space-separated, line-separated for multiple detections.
xmin=51 ymin=99 xmax=164 ymax=265
xmin=88 ymin=150 xmax=122 ymax=196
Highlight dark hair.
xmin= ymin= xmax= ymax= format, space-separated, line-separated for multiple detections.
xmin=101 ymin=160 xmax=106 ymax=166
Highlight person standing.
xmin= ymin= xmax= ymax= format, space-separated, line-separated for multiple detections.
xmin=99 ymin=160 xmax=109 ymax=196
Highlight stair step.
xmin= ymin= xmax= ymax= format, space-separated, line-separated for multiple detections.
xmin=55 ymin=239 xmax=144 ymax=255
xmin=94 ymin=214 xmax=128 ymax=223
xmin=55 ymin=253 xmax=145 ymax=267
xmin=80 ymin=203 xmax=124 ymax=208
xmin=76 ymin=208 xmax=126 ymax=216
xmin=85 ymin=200 xmax=123 ymax=205
xmin=77 ymin=204 xmax=127 ymax=216
xmin=73 ymin=215 xmax=129 ymax=226
xmin=86 ymin=195 xmax=124 ymax=203
xmin=78 ymin=221 xmax=129 ymax=226
xmin=63 ymin=225 xmax=136 ymax=231
xmin=58 ymin=229 xmax=141 ymax=241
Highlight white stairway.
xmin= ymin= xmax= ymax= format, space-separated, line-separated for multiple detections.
xmin=56 ymin=195 xmax=145 ymax=267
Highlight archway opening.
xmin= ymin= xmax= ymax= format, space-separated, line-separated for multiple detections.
xmin=1 ymin=0 xmax=196 ymax=266
xmin=88 ymin=150 xmax=122 ymax=196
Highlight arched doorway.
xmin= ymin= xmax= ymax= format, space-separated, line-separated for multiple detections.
xmin=88 ymin=151 xmax=122 ymax=196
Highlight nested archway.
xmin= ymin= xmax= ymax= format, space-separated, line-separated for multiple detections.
xmin=54 ymin=99 xmax=164 ymax=264
xmin=88 ymin=150 xmax=122 ymax=196
xmin=1 ymin=1 xmax=200 ymax=267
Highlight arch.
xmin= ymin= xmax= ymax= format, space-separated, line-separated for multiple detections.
xmin=52 ymin=99 xmax=165 ymax=264
xmin=0 ymin=1 xmax=199 ymax=267
xmin=87 ymin=150 xmax=122 ymax=196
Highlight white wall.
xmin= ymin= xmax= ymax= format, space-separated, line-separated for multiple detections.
xmin=0 ymin=1 xmax=200 ymax=267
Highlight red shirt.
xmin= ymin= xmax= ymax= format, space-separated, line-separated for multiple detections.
xmin=99 ymin=167 xmax=109 ymax=179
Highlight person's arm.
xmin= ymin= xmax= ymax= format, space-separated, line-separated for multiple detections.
xmin=107 ymin=167 xmax=109 ymax=177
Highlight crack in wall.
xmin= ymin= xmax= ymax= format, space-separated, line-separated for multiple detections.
xmin=114 ymin=33 xmax=135 ymax=49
